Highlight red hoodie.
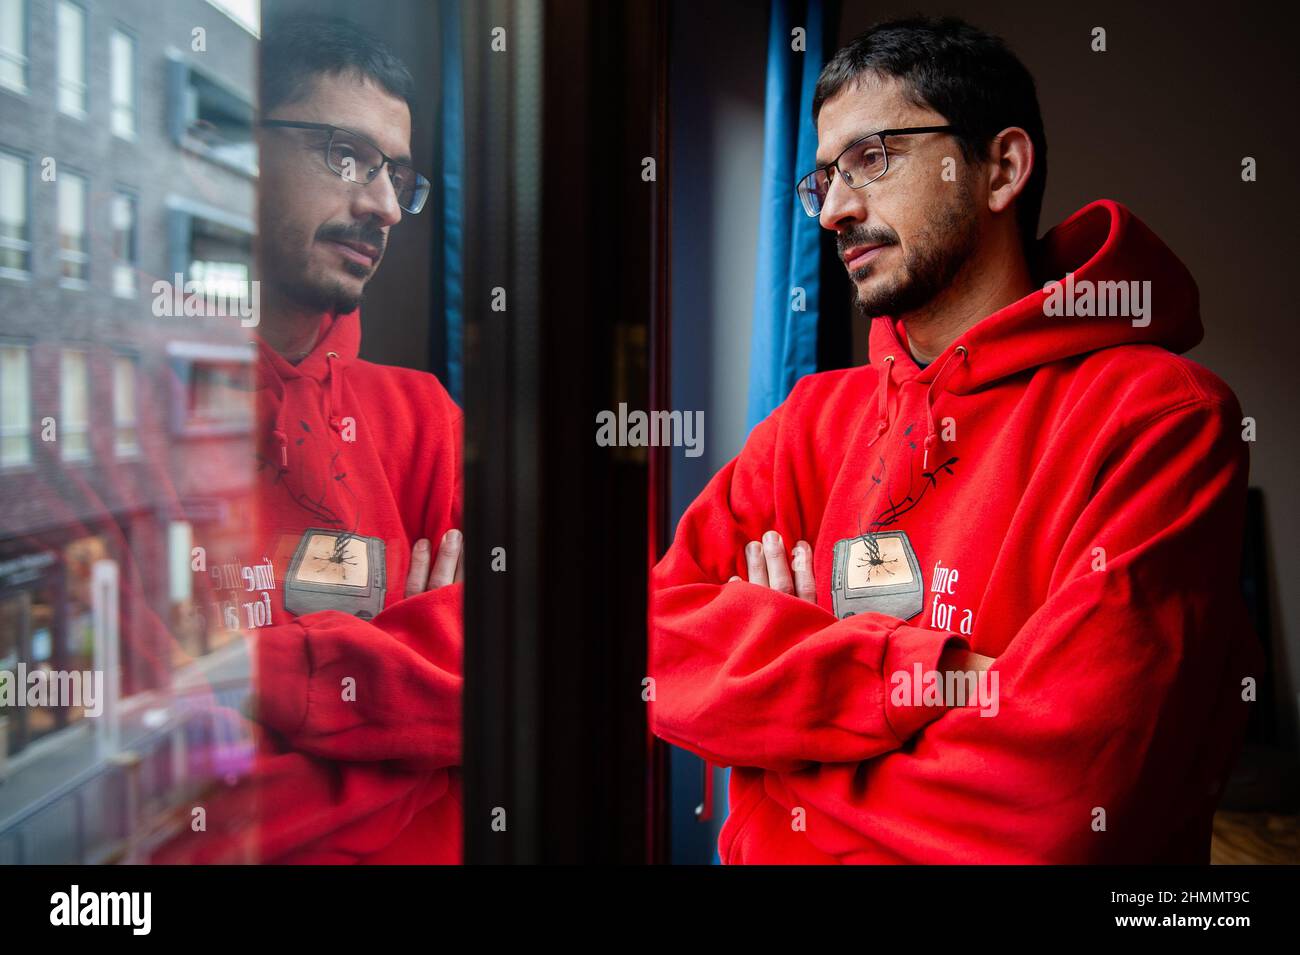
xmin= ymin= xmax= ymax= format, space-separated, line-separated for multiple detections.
xmin=153 ymin=309 xmax=464 ymax=864
xmin=649 ymin=200 xmax=1262 ymax=864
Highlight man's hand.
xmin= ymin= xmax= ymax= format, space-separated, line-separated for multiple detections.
xmin=730 ymin=529 xmax=996 ymax=671
xmin=729 ymin=530 xmax=816 ymax=602
xmin=405 ymin=529 xmax=464 ymax=597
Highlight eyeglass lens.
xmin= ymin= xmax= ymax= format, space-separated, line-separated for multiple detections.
xmin=326 ymin=129 xmax=428 ymax=213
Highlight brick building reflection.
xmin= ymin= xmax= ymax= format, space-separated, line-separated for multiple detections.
xmin=0 ymin=0 xmax=260 ymax=863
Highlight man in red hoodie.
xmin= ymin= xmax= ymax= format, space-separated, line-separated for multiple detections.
xmin=154 ymin=15 xmax=464 ymax=864
xmin=650 ymin=16 xmax=1262 ymax=863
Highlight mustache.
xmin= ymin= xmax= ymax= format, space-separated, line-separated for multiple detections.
xmin=316 ymin=222 xmax=387 ymax=255
xmin=837 ymin=226 xmax=898 ymax=259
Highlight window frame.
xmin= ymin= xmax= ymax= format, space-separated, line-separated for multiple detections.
xmin=166 ymin=53 xmax=258 ymax=178
xmin=0 ymin=0 xmax=30 ymax=97
xmin=111 ymin=351 xmax=139 ymax=458
xmin=165 ymin=340 xmax=254 ymax=438
xmin=55 ymin=0 xmax=88 ymax=120
xmin=109 ymin=26 xmax=138 ymax=141
xmin=57 ymin=168 xmax=89 ymax=289
xmin=58 ymin=347 xmax=91 ymax=463
xmin=110 ymin=188 xmax=138 ymax=298
xmin=165 ymin=194 xmax=255 ymax=300
xmin=0 ymin=340 xmax=32 ymax=470
xmin=0 ymin=147 xmax=31 ymax=281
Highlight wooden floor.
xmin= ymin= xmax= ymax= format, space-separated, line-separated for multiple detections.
xmin=1211 ymin=811 xmax=1299 ymax=864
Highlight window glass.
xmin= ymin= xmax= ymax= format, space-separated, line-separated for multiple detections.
xmin=110 ymin=31 xmax=136 ymax=138
xmin=0 ymin=0 xmax=26 ymax=94
xmin=56 ymin=1 xmax=85 ymax=118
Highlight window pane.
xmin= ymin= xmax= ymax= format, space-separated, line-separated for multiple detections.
xmin=0 ymin=151 xmax=28 ymax=273
xmin=110 ymin=31 xmax=135 ymax=137
xmin=114 ymin=357 xmax=138 ymax=456
xmin=112 ymin=193 xmax=136 ymax=296
xmin=0 ymin=345 xmax=30 ymax=467
xmin=56 ymin=2 xmax=85 ymax=116
xmin=59 ymin=350 xmax=88 ymax=460
xmin=0 ymin=153 xmax=24 ymax=237
xmin=58 ymin=173 xmax=87 ymax=282
xmin=0 ymin=0 xmax=26 ymax=92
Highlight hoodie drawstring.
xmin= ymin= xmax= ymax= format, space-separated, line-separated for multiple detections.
xmin=326 ymin=351 xmax=346 ymax=434
xmin=922 ymin=345 xmax=968 ymax=470
xmin=866 ymin=355 xmax=896 ymax=449
xmin=265 ymin=349 xmax=347 ymax=477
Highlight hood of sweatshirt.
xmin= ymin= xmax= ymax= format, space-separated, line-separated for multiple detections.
xmin=866 ymin=199 xmax=1203 ymax=468
xmin=254 ymin=310 xmax=364 ymax=537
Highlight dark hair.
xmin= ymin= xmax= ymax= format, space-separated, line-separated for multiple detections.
xmin=813 ymin=16 xmax=1047 ymax=251
xmin=259 ymin=14 xmax=415 ymax=116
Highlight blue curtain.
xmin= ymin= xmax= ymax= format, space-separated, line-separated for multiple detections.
xmin=703 ymin=0 xmax=832 ymax=864
xmin=438 ymin=0 xmax=465 ymax=403
xmin=747 ymin=0 xmax=830 ymax=431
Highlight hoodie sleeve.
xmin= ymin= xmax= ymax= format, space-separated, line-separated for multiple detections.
xmin=649 ymin=381 xmax=967 ymax=773
xmin=764 ymin=397 xmax=1260 ymax=862
xmin=149 ymin=713 xmax=455 ymax=864
xmin=149 ymin=583 xmax=463 ymax=864
xmin=253 ymin=584 xmax=462 ymax=769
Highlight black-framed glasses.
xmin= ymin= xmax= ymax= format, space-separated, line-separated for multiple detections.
xmin=795 ymin=125 xmax=960 ymax=217
xmin=259 ymin=120 xmax=431 ymax=215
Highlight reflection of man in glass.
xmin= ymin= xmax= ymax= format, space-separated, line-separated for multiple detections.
xmin=156 ymin=15 xmax=464 ymax=864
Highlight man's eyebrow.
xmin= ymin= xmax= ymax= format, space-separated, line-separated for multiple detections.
xmin=341 ymin=124 xmax=413 ymax=165
xmin=814 ymin=128 xmax=879 ymax=167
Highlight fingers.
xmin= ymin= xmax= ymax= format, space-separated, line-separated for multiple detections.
xmin=744 ymin=540 xmax=769 ymax=587
xmin=429 ymin=529 xmax=463 ymax=589
xmin=739 ymin=533 xmax=817 ymax=602
xmin=405 ymin=538 xmax=431 ymax=598
xmin=792 ymin=540 xmax=816 ymax=602
xmin=762 ymin=531 xmax=794 ymax=595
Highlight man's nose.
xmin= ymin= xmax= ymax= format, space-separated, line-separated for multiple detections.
xmin=350 ymin=166 xmax=404 ymax=228
xmin=818 ymin=174 xmax=868 ymax=232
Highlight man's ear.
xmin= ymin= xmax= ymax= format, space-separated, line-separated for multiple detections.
xmin=985 ymin=126 xmax=1033 ymax=216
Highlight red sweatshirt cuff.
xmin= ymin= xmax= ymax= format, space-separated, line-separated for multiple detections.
xmin=881 ymin=625 xmax=969 ymax=744
xmin=254 ymin=622 xmax=312 ymax=737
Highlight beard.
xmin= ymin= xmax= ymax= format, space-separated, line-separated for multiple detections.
xmin=841 ymin=185 xmax=980 ymax=319
xmin=263 ymin=219 xmax=386 ymax=315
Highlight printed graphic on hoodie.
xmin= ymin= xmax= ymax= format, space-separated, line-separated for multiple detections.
xmin=282 ymin=528 xmax=387 ymax=619
xmin=831 ymin=530 xmax=923 ymax=619
xmin=830 ymin=419 xmax=960 ymax=620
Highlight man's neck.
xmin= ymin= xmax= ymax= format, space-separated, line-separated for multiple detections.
xmin=902 ymin=238 xmax=1036 ymax=365
xmin=259 ymin=296 xmax=329 ymax=365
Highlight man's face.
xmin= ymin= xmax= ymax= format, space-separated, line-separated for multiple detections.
xmin=258 ymin=72 xmax=411 ymax=314
xmin=815 ymin=74 xmax=982 ymax=318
